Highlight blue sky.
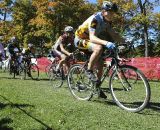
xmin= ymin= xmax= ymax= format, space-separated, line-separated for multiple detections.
xmin=88 ymin=0 xmax=97 ymax=3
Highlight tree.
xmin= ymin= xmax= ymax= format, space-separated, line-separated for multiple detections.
xmin=0 ymin=0 xmax=13 ymax=44
xmin=11 ymin=0 xmax=35 ymax=47
xmin=127 ymin=0 xmax=160 ymax=57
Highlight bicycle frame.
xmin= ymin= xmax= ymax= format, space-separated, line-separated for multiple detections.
xmin=67 ymin=45 xmax=151 ymax=112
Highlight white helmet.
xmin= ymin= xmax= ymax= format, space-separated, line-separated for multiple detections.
xmin=102 ymin=1 xmax=118 ymax=12
xmin=28 ymin=43 xmax=33 ymax=48
xmin=64 ymin=26 xmax=73 ymax=32
xmin=10 ymin=36 xmax=16 ymax=42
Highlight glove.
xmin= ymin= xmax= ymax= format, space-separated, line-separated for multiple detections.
xmin=105 ymin=42 xmax=115 ymax=49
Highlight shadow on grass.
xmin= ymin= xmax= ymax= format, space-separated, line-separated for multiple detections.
xmin=146 ymin=102 xmax=160 ymax=111
xmin=0 ymin=95 xmax=54 ymax=130
xmin=0 ymin=102 xmax=34 ymax=110
xmin=100 ymin=88 xmax=160 ymax=114
xmin=0 ymin=117 xmax=13 ymax=130
xmin=93 ymin=96 xmax=160 ymax=114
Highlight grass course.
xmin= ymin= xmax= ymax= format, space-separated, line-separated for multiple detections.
xmin=0 ymin=72 xmax=160 ymax=130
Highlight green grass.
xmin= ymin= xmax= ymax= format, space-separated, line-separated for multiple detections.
xmin=0 ymin=72 xmax=160 ymax=130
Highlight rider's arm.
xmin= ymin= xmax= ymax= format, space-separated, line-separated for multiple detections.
xmin=59 ymin=37 xmax=71 ymax=56
xmin=89 ymin=19 xmax=108 ymax=46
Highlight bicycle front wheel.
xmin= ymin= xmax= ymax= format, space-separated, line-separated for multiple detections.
xmin=49 ymin=65 xmax=63 ymax=88
xmin=67 ymin=64 xmax=93 ymax=101
xmin=29 ymin=63 xmax=39 ymax=80
xmin=109 ymin=65 xmax=150 ymax=112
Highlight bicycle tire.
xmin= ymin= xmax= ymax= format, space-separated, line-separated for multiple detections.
xmin=67 ymin=64 xmax=93 ymax=101
xmin=49 ymin=64 xmax=63 ymax=88
xmin=29 ymin=63 xmax=39 ymax=80
xmin=19 ymin=64 xmax=26 ymax=80
xmin=109 ymin=65 xmax=151 ymax=112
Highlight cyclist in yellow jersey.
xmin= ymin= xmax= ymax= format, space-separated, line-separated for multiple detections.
xmin=74 ymin=1 xmax=130 ymax=98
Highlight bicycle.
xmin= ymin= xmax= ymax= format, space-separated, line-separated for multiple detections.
xmin=67 ymin=44 xmax=151 ymax=112
xmin=45 ymin=56 xmax=56 ymax=77
xmin=48 ymin=49 xmax=81 ymax=88
xmin=21 ymin=56 xmax=39 ymax=80
xmin=9 ymin=54 xmax=24 ymax=79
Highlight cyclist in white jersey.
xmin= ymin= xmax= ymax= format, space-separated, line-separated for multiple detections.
xmin=52 ymin=26 xmax=75 ymax=73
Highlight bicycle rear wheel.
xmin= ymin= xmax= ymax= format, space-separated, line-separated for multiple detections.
xmin=67 ymin=64 xmax=93 ymax=100
xmin=109 ymin=65 xmax=150 ymax=112
xmin=29 ymin=63 xmax=39 ymax=80
xmin=19 ymin=64 xmax=26 ymax=80
xmin=49 ymin=64 xmax=63 ymax=88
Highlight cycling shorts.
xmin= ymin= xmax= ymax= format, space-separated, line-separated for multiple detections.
xmin=74 ymin=36 xmax=96 ymax=52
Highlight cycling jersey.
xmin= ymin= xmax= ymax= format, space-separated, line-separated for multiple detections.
xmin=7 ymin=43 xmax=21 ymax=56
xmin=53 ymin=33 xmax=74 ymax=52
xmin=76 ymin=12 xmax=112 ymax=39
xmin=75 ymin=12 xmax=113 ymax=50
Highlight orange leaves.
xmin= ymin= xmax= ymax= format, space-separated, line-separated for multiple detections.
xmin=48 ymin=1 xmax=59 ymax=7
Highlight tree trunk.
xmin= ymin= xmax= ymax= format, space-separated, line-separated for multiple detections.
xmin=138 ymin=0 xmax=149 ymax=57
xmin=144 ymin=24 xmax=149 ymax=57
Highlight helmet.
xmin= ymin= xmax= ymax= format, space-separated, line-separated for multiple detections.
xmin=28 ymin=43 xmax=33 ymax=48
xmin=102 ymin=1 xmax=118 ymax=12
xmin=64 ymin=26 xmax=74 ymax=32
xmin=10 ymin=36 xmax=16 ymax=43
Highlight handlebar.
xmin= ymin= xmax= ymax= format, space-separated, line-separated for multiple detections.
xmin=103 ymin=43 xmax=133 ymax=59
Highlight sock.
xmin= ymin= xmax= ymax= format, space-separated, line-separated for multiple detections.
xmin=56 ymin=65 xmax=60 ymax=71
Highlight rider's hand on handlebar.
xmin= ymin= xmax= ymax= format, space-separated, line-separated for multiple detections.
xmin=105 ymin=42 xmax=115 ymax=49
xmin=69 ymin=53 xmax=73 ymax=57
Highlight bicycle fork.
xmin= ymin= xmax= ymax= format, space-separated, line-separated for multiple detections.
xmin=115 ymin=67 xmax=132 ymax=91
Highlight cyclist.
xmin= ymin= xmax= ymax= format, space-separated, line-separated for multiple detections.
xmin=52 ymin=26 xmax=75 ymax=75
xmin=22 ymin=43 xmax=35 ymax=58
xmin=7 ymin=37 xmax=22 ymax=74
xmin=22 ymin=43 xmax=36 ymax=77
xmin=74 ymin=1 xmax=129 ymax=98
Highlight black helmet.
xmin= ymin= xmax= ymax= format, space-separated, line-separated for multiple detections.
xmin=102 ymin=1 xmax=118 ymax=12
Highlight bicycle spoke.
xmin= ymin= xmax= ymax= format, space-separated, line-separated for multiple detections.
xmin=67 ymin=64 xmax=93 ymax=100
xmin=110 ymin=65 xmax=150 ymax=112
xmin=30 ymin=64 xmax=39 ymax=80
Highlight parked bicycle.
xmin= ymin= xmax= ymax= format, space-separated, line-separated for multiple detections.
xmin=67 ymin=44 xmax=151 ymax=112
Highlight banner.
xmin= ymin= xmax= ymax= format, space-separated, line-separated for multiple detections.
xmin=37 ymin=57 xmax=160 ymax=80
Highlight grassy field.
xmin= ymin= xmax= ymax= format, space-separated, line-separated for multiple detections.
xmin=0 ymin=72 xmax=160 ymax=130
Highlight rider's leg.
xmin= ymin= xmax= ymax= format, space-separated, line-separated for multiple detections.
xmin=56 ymin=54 xmax=66 ymax=71
xmin=87 ymin=43 xmax=107 ymax=99
xmin=87 ymin=44 xmax=103 ymax=70
xmin=63 ymin=59 xmax=70 ymax=76
xmin=96 ymin=58 xmax=104 ymax=80
xmin=74 ymin=37 xmax=103 ymax=81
